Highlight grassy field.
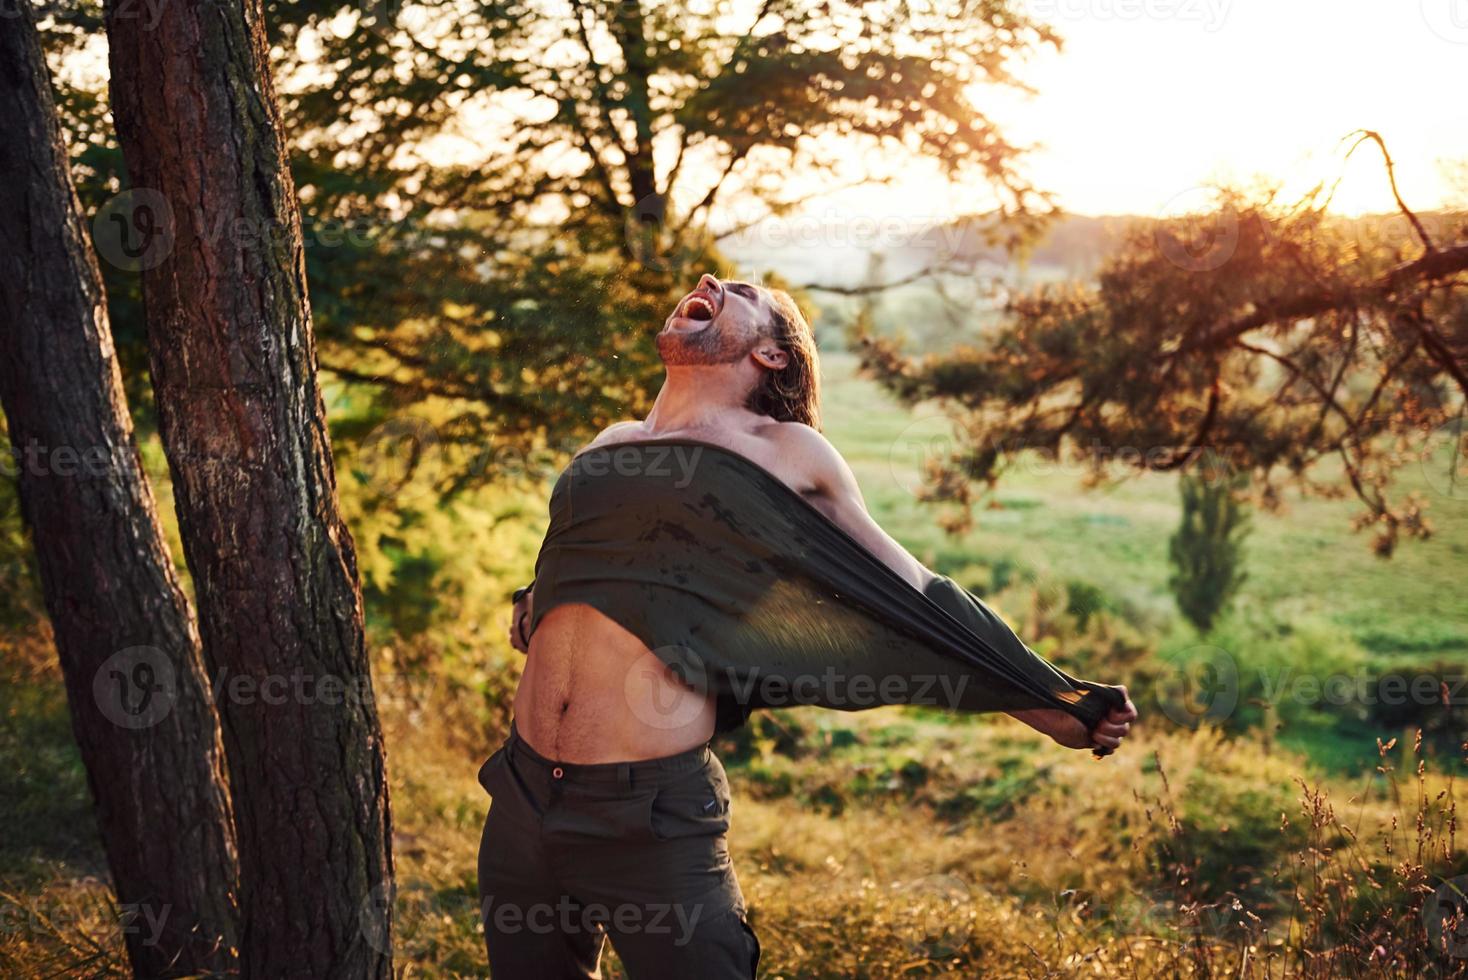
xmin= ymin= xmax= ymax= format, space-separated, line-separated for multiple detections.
xmin=2 ymin=342 xmax=1465 ymax=977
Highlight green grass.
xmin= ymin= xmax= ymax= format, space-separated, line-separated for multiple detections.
xmin=0 ymin=642 xmax=101 ymax=883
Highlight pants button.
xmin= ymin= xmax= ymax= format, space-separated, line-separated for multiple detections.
xmin=552 ymin=766 xmax=564 ymax=779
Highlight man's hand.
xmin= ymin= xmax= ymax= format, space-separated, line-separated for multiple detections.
xmin=1011 ymin=686 xmax=1138 ymax=754
xmin=1089 ymin=687 xmax=1138 ymax=753
xmin=508 ymin=588 xmax=533 ymax=654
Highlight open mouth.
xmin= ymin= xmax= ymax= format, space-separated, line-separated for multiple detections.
xmin=679 ymin=294 xmax=717 ymax=322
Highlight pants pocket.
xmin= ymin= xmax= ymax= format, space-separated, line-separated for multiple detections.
xmin=739 ymin=914 xmax=761 ymax=978
xmin=476 ymin=746 xmax=507 ymax=795
xmin=650 ymin=762 xmax=731 ymax=840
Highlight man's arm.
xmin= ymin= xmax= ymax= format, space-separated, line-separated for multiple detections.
xmin=782 ymin=425 xmax=938 ymax=592
xmin=784 ymin=425 xmax=1138 ymax=752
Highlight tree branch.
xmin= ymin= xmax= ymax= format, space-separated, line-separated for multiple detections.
xmin=1343 ymin=130 xmax=1436 ymax=254
xmin=801 ymin=265 xmax=945 ymax=295
xmin=1170 ymin=243 xmax=1468 ymax=360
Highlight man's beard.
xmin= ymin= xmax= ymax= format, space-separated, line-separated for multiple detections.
xmin=656 ymin=322 xmax=756 ymax=366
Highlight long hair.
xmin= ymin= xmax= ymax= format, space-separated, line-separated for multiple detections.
xmin=746 ymin=288 xmax=821 ymax=431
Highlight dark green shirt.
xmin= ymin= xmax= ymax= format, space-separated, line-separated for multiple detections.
xmin=528 ymin=440 xmax=1125 ymax=740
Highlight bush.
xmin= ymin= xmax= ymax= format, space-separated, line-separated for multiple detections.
xmin=1361 ymin=657 xmax=1467 ymax=760
xmin=1150 ymin=616 xmax=1369 ymax=738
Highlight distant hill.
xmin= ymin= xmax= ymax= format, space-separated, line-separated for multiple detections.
xmin=722 ymin=210 xmax=1462 ymax=292
xmin=721 ymin=213 xmax=1139 ymax=288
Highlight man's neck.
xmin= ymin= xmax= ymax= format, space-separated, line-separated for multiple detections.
xmin=643 ymin=365 xmax=750 ymax=434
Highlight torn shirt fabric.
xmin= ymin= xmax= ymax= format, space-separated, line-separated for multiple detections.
xmin=527 ymin=439 xmax=1126 ymax=740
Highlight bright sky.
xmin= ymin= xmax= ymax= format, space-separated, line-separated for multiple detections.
xmin=826 ymin=0 xmax=1468 ymax=219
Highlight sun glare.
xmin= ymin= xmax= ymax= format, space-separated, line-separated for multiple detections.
xmin=844 ymin=0 xmax=1466 ymax=220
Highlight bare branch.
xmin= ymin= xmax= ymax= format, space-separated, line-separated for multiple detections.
xmin=1343 ymin=130 xmax=1436 ymax=254
xmin=801 ymin=265 xmax=945 ymax=295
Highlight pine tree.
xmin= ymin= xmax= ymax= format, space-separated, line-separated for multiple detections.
xmin=104 ymin=0 xmax=395 ymax=971
xmin=856 ymin=178 xmax=1468 ymax=555
xmin=1168 ymin=460 xmax=1250 ymax=634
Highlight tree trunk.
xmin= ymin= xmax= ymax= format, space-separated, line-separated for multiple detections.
xmin=102 ymin=0 xmax=395 ymax=975
xmin=0 ymin=8 xmax=239 ymax=976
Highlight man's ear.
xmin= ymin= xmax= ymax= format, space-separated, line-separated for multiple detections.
xmin=751 ymin=345 xmax=788 ymax=371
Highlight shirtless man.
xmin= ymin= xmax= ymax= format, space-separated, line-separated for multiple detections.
xmin=477 ymin=274 xmax=1138 ymax=979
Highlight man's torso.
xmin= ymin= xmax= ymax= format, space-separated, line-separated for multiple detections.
xmin=512 ymin=416 xmax=834 ymax=763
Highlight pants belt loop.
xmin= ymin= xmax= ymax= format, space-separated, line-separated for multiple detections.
xmin=617 ymin=762 xmax=632 ymax=793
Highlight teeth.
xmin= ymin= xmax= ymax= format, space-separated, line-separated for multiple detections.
xmin=683 ymin=296 xmax=715 ymax=320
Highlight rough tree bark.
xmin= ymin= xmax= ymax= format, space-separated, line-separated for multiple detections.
xmin=0 ymin=7 xmax=240 ymax=976
xmin=102 ymin=0 xmax=395 ymax=975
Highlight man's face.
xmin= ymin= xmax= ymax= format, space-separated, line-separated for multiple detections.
xmin=657 ymin=274 xmax=771 ymax=366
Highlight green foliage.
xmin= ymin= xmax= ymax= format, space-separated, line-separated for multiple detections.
xmin=1168 ymin=463 xmax=1250 ymax=633
xmin=328 ymin=401 xmax=550 ymax=647
xmin=0 ymin=633 xmax=98 ymax=879
xmin=43 ymin=0 xmax=1063 ymax=500
xmin=1359 ymin=656 xmax=1466 ymax=759
xmin=1147 ymin=616 xmax=1372 ymax=746
xmin=0 ymin=449 xmax=42 ymax=628
xmin=1063 ymin=578 xmax=1109 ymax=631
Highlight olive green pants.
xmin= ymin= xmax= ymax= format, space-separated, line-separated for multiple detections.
xmin=476 ymin=724 xmax=761 ymax=979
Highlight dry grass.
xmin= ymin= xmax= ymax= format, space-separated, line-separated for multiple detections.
xmin=379 ymin=700 xmax=1465 ymax=978
xmin=720 ymin=717 xmax=1465 ymax=978
xmin=2 ymin=639 xmax=1463 ymax=978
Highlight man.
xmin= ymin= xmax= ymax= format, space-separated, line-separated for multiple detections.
xmin=478 ymin=273 xmax=1138 ymax=978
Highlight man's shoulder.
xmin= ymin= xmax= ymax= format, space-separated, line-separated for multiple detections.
xmin=758 ymin=419 xmax=833 ymax=453
xmin=757 ymin=421 xmax=847 ymax=479
xmin=584 ymin=420 xmax=647 ymax=450
xmin=600 ymin=420 xmax=646 ymax=438
xmin=747 ymin=420 xmax=864 ymax=502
